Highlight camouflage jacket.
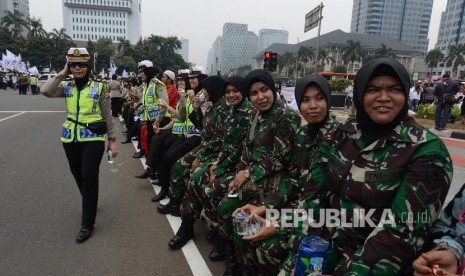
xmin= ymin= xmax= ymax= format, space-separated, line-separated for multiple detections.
xmin=428 ymin=185 xmax=465 ymax=266
xmin=263 ymin=116 xmax=338 ymax=210
xmin=213 ymin=99 xmax=252 ymax=177
xmin=235 ymin=100 xmax=301 ymax=199
xmin=284 ymin=116 xmax=453 ymax=275
xmin=195 ymin=98 xmax=230 ymax=164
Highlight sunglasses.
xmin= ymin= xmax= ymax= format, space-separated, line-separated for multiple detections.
xmin=70 ymin=63 xmax=88 ymax=68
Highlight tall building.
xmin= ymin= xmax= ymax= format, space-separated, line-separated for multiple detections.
xmin=435 ymin=0 xmax=465 ymax=53
xmin=0 ymin=0 xmax=30 ymax=18
xmin=207 ymin=36 xmax=223 ymax=74
xmin=351 ymin=0 xmax=433 ymax=53
xmin=62 ymin=0 xmax=141 ymax=45
xmin=221 ymin=23 xmax=248 ymax=74
xmin=176 ymin=38 xmax=189 ymax=62
xmin=258 ymin=29 xmax=289 ymax=52
xmin=247 ymin=31 xmax=259 ymax=68
xmin=0 ymin=0 xmax=30 ymax=35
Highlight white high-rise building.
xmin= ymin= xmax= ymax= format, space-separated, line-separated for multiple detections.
xmin=258 ymin=29 xmax=288 ymax=52
xmin=247 ymin=31 xmax=259 ymax=68
xmin=221 ymin=23 xmax=248 ymax=74
xmin=62 ymin=0 xmax=141 ymax=45
xmin=176 ymin=38 xmax=189 ymax=62
xmin=207 ymin=36 xmax=223 ymax=74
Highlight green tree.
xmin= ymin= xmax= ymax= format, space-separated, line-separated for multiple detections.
xmin=93 ymin=37 xmax=115 ymax=72
xmin=235 ymin=64 xmax=252 ymax=77
xmin=342 ymin=39 xmax=365 ymax=73
xmin=375 ymin=43 xmax=397 ymax=58
xmin=48 ymin=28 xmax=75 ymax=70
xmin=28 ymin=17 xmax=47 ymax=39
xmin=445 ymin=43 xmax=465 ymax=78
xmin=318 ymin=48 xmax=334 ymax=68
xmin=1 ymin=10 xmax=29 ymax=38
xmin=425 ymin=48 xmax=445 ymax=75
xmin=332 ymin=64 xmax=347 ymax=73
xmin=298 ymin=46 xmax=314 ymax=75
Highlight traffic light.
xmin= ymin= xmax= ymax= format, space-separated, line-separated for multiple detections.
xmin=270 ymin=53 xmax=278 ymax=72
xmin=263 ymin=51 xmax=271 ymax=71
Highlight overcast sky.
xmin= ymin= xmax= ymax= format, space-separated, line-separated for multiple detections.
xmin=30 ymin=0 xmax=448 ymax=68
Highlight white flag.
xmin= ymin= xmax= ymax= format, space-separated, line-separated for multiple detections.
xmin=122 ymin=70 xmax=128 ymax=78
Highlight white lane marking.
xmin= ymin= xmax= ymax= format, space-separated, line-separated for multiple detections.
xmin=124 ymin=117 xmax=212 ymax=276
xmin=0 ymin=112 xmax=26 ymax=122
xmin=0 ymin=111 xmax=65 ymax=112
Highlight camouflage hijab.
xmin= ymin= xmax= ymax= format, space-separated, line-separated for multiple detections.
xmin=354 ymin=57 xmax=410 ymax=143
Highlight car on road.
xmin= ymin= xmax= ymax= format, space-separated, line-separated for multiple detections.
xmin=37 ymin=73 xmax=57 ymax=93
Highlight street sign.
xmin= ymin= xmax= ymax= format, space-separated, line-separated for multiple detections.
xmin=305 ymin=3 xmax=323 ymax=32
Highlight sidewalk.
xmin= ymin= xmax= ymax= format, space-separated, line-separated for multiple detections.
xmin=330 ymin=107 xmax=465 ymax=140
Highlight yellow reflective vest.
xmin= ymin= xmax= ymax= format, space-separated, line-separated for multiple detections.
xmin=61 ymin=80 xmax=106 ymax=143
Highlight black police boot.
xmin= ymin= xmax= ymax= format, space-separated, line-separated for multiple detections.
xmin=151 ymin=186 xmax=168 ymax=202
xmin=168 ymin=219 xmax=195 ymax=250
xmin=205 ymin=226 xmax=218 ymax=243
xmin=157 ymin=199 xmax=180 ymax=216
xmin=75 ymin=225 xmax=94 ymax=243
xmin=223 ymin=242 xmax=241 ymax=276
xmin=132 ymin=151 xmax=144 ymax=158
xmin=208 ymin=236 xmax=226 ymax=262
xmin=135 ymin=167 xmax=155 ymax=179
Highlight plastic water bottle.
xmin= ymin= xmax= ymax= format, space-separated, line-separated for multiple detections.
xmin=107 ymin=150 xmax=114 ymax=164
xmin=247 ymin=217 xmax=262 ymax=236
xmin=234 ymin=213 xmax=248 ymax=236
xmin=294 ymin=236 xmax=332 ymax=276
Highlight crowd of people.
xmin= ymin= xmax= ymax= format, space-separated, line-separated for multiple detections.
xmin=39 ymin=47 xmax=464 ymax=275
xmin=0 ymin=72 xmax=40 ymax=94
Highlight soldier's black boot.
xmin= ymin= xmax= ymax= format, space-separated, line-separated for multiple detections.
xmin=168 ymin=218 xmax=195 ymax=250
xmin=205 ymin=226 xmax=218 ymax=243
xmin=157 ymin=199 xmax=180 ymax=217
xmin=208 ymin=236 xmax=225 ymax=261
xmin=223 ymin=242 xmax=241 ymax=276
xmin=151 ymin=186 xmax=168 ymax=202
xmin=135 ymin=167 xmax=155 ymax=179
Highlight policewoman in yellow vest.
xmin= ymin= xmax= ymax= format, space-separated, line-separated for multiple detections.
xmin=41 ymin=47 xmax=117 ymax=244
xmin=132 ymin=60 xmax=169 ymax=158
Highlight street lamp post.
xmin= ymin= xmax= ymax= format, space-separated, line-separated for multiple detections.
xmin=93 ymin=52 xmax=98 ymax=73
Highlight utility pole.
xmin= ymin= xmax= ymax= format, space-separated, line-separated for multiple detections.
xmin=93 ymin=52 xmax=98 ymax=73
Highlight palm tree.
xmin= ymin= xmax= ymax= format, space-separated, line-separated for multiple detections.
xmin=445 ymin=43 xmax=465 ymax=78
xmin=116 ymin=37 xmax=133 ymax=56
xmin=342 ymin=39 xmax=365 ymax=73
xmin=425 ymin=48 xmax=445 ymax=75
xmin=1 ymin=10 xmax=29 ymax=37
xmin=298 ymin=46 xmax=314 ymax=75
xmin=317 ymin=48 xmax=334 ymax=69
xmin=163 ymin=36 xmax=182 ymax=56
xmin=28 ymin=17 xmax=47 ymax=39
xmin=375 ymin=43 xmax=397 ymax=58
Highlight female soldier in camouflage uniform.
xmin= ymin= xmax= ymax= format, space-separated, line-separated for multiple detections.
xmin=216 ymin=69 xmax=301 ymax=275
xmin=282 ymin=57 xmax=453 ymax=275
xmin=231 ymin=75 xmax=339 ymax=275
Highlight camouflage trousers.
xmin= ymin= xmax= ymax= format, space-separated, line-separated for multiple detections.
xmin=168 ymin=148 xmax=198 ymax=202
xmin=255 ymin=235 xmax=289 ymax=275
xmin=179 ymin=164 xmax=211 ymax=220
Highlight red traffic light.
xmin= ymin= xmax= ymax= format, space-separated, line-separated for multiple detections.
xmin=264 ymin=51 xmax=271 ymax=58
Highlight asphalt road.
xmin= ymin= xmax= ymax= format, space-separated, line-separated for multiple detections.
xmin=0 ymin=88 xmax=464 ymax=276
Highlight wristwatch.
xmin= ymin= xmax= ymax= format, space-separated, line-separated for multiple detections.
xmin=108 ymin=137 xmax=116 ymax=142
xmin=244 ymin=169 xmax=250 ymax=179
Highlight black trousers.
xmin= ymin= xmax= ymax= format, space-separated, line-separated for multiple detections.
xmin=158 ymin=135 xmax=202 ymax=189
xmin=63 ymin=141 xmax=105 ymax=228
xmin=146 ymin=131 xmax=180 ymax=170
xmin=111 ymin=97 xmax=122 ymax=117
